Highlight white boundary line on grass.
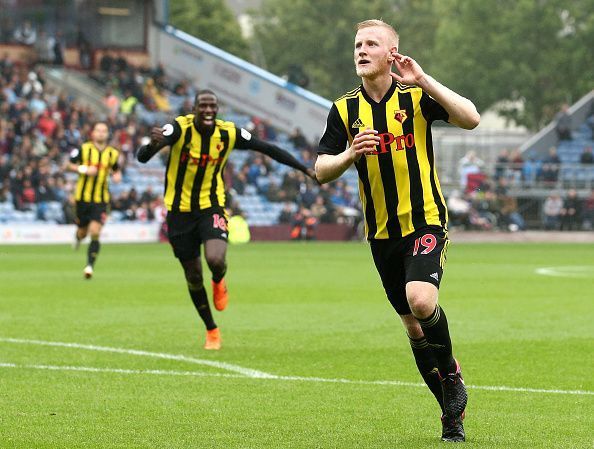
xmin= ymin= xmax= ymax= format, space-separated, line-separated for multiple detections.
xmin=1 ymin=338 xmax=593 ymax=397
xmin=535 ymin=266 xmax=594 ymax=278
xmin=0 ymin=337 xmax=276 ymax=378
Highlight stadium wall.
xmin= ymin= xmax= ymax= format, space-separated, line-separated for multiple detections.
xmin=250 ymin=224 xmax=355 ymax=241
xmin=148 ymin=25 xmax=332 ymax=141
xmin=520 ymin=90 xmax=594 ymax=159
xmin=0 ymin=224 xmax=356 ymax=244
xmin=0 ymin=224 xmax=158 ymax=245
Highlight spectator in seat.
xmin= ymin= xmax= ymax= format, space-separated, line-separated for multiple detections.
xmin=52 ymin=31 xmax=64 ymax=66
xmin=19 ymin=179 xmax=36 ymax=210
xmin=76 ymin=29 xmax=92 ymax=70
xmin=580 ymin=146 xmax=593 ymax=164
xmin=581 ymin=190 xmax=594 ymax=230
xmin=509 ymin=149 xmax=524 ymax=184
xmin=446 ymin=190 xmax=470 ymax=230
xmin=310 ymin=195 xmax=328 ymax=222
xmin=543 ymin=193 xmax=563 ymax=230
xmin=560 ymin=189 xmax=581 ymax=231
xmin=499 ymin=194 xmax=525 ymax=232
xmin=522 ymin=158 xmax=540 ymax=187
xmin=13 ymin=20 xmax=36 ymax=46
xmin=554 ymin=103 xmax=572 ymax=140
xmin=99 ymin=51 xmax=114 ymax=73
xmin=278 ymin=202 xmax=294 ymax=224
xmin=34 ymin=31 xmax=54 ymax=64
xmin=290 ymin=127 xmax=309 ymax=150
xmin=21 ymin=72 xmax=43 ymax=98
xmin=540 ymin=147 xmax=561 ymax=186
xmin=290 ymin=206 xmax=317 ymax=240
xmin=458 ymin=150 xmax=484 ymax=190
xmin=103 ymin=87 xmax=120 ymax=117
xmin=494 ymin=149 xmax=509 ymax=181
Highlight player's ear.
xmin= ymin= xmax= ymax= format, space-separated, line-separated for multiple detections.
xmin=388 ymin=46 xmax=398 ymax=62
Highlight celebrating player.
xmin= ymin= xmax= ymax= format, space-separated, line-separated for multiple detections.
xmin=137 ymin=89 xmax=317 ymax=350
xmin=69 ymin=121 xmax=121 ymax=279
xmin=315 ymin=20 xmax=480 ymax=442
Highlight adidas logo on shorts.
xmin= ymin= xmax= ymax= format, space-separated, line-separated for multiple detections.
xmin=430 ymin=272 xmax=439 ymax=281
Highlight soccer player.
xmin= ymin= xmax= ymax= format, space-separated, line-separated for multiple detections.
xmin=315 ymin=20 xmax=480 ymax=442
xmin=137 ymin=89 xmax=316 ymax=350
xmin=69 ymin=121 xmax=122 ymax=279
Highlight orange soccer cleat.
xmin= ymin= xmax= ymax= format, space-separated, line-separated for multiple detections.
xmin=212 ymin=279 xmax=229 ymax=311
xmin=204 ymin=328 xmax=222 ymax=350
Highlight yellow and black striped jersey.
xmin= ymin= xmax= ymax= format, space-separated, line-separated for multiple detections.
xmin=318 ymin=80 xmax=449 ymax=240
xmin=161 ymin=115 xmax=239 ymax=212
xmin=159 ymin=114 xmax=312 ymax=212
xmin=70 ymin=142 xmax=119 ymax=204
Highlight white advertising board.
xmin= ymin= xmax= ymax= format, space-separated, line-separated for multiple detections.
xmin=0 ymin=224 xmax=159 ymax=245
xmin=156 ymin=26 xmax=332 ymax=142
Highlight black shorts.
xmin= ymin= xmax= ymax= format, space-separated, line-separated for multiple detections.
xmin=369 ymin=226 xmax=449 ymax=315
xmin=166 ymin=207 xmax=228 ymax=261
xmin=76 ymin=202 xmax=108 ymax=227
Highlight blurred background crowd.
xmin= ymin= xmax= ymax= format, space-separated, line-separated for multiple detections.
xmin=1 ymin=11 xmax=593 ymax=239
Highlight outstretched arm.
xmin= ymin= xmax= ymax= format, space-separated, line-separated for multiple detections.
xmin=235 ymin=130 xmax=317 ymax=182
xmin=391 ymin=52 xmax=480 ymax=130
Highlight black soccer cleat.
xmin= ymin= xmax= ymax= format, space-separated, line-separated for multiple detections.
xmin=440 ymin=359 xmax=468 ymax=419
xmin=441 ymin=412 xmax=465 ymax=442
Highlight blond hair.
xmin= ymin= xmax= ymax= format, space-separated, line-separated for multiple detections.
xmin=356 ymin=19 xmax=399 ymax=46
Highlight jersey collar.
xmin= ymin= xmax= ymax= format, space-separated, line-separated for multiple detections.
xmin=360 ymin=79 xmax=397 ymax=105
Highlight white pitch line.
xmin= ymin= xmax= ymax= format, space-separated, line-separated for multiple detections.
xmin=1 ymin=362 xmax=593 ymax=397
xmin=1 ymin=338 xmax=593 ymax=397
xmin=0 ymin=337 xmax=275 ymax=379
xmin=535 ymin=266 xmax=594 ymax=278
xmin=0 ymin=362 xmax=247 ymax=379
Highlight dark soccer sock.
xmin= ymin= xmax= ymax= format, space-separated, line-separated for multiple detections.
xmin=188 ymin=283 xmax=217 ymax=331
xmin=87 ymin=239 xmax=100 ymax=267
xmin=211 ymin=266 xmax=227 ymax=284
xmin=409 ymin=335 xmax=444 ymax=412
xmin=416 ymin=305 xmax=457 ymax=376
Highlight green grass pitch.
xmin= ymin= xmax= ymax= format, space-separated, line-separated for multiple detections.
xmin=0 ymin=241 xmax=592 ymax=448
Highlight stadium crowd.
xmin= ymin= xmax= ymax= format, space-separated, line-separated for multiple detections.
xmin=1 ymin=43 xmax=593 ymax=234
xmin=0 ymin=52 xmax=359 ymax=233
xmin=452 ymin=143 xmax=594 ymax=231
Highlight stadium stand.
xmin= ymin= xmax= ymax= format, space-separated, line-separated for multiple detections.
xmin=1 ymin=11 xmax=592 ymax=236
xmin=0 ymin=52 xmax=360 ymax=235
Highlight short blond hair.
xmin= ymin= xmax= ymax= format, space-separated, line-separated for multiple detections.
xmin=356 ymin=19 xmax=399 ymax=46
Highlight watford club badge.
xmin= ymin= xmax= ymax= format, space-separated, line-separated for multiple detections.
xmin=394 ymin=109 xmax=407 ymax=123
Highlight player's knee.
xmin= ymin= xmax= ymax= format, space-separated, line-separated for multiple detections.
xmin=205 ymin=255 xmax=226 ymax=272
xmin=184 ymin=270 xmax=203 ymax=288
xmin=406 ymin=282 xmax=438 ymax=318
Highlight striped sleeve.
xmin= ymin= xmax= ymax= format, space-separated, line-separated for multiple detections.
xmin=420 ymin=92 xmax=449 ymax=123
xmin=317 ymin=104 xmax=348 ymax=155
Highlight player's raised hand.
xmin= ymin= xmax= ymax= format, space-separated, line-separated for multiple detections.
xmin=350 ymin=128 xmax=380 ymax=161
xmin=149 ymin=126 xmax=168 ymax=147
xmin=86 ymin=165 xmax=98 ymax=176
xmin=390 ymin=52 xmax=425 ymax=86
